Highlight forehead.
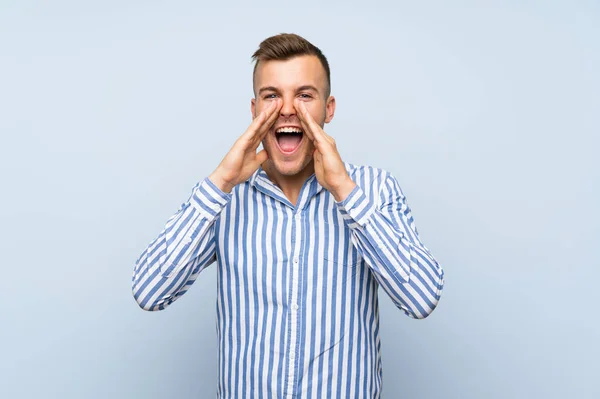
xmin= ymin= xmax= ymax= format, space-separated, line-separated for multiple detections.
xmin=254 ymin=55 xmax=327 ymax=92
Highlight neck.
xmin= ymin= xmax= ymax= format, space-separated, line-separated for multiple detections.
xmin=261 ymin=159 xmax=315 ymax=206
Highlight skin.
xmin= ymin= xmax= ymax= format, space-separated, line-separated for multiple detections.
xmin=209 ymin=55 xmax=356 ymax=206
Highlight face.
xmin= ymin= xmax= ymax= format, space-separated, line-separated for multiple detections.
xmin=251 ymin=55 xmax=335 ymax=179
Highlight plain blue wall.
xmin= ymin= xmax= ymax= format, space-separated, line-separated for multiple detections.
xmin=1 ymin=1 xmax=598 ymax=398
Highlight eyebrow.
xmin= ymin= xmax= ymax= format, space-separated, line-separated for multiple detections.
xmin=258 ymin=85 xmax=320 ymax=95
xmin=297 ymin=85 xmax=320 ymax=94
xmin=257 ymin=86 xmax=279 ymax=95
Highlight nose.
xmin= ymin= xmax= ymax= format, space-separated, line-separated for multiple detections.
xmin=280 ymin=97 xmax=296 ymax=118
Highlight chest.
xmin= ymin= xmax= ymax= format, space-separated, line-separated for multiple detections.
xmin=214 ymin=191 xmax=362 ymax=268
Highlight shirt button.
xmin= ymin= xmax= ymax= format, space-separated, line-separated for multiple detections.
xmin=293 ymin=257 xmax=299 ymax=264
xmin=290 ymin=352 xmax=295 ymax=360
xmin=292 ymin=304 xmax=299 ymax=310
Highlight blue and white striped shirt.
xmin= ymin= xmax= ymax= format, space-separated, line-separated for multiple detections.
xmin=132 ymin=162 xmax=444 ymax=399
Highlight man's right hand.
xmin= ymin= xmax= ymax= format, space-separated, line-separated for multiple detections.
xmin=208 ymin=99 xmax=282 ymax=193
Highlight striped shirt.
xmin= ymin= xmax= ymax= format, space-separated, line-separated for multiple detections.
xmin=132 ymin=162 xmax=444 ymax=399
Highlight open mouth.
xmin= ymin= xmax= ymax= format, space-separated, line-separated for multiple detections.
xmin=275 ymin=126 xmax=304 ymax=154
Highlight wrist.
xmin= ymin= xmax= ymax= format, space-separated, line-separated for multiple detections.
xmin=208 ymin=171 xmax=234 ymax=194
xmin=331 ymin=178 xmax=356 ymax=202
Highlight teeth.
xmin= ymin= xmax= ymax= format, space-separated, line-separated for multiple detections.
xmin=276 ymin=127 xmax=303 ymax=134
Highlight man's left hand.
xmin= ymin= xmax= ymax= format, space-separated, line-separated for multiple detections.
xmin=295 ymin=100 xmax=357 ymax=202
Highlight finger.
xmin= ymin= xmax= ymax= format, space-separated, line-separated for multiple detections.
xmin=248 ymin=100 xmax=280 ymax=147
xmin=293 ymin=100 xmax=317 ymax=143
xmin=243 ymin=101 xmax=280 ymax=151
xmin=296 ymin=100 xmax=329 ymax=142
xmin=298 ymin=116 xmax=316 ymax=144
xmin=295 ymin=100 xmax=333 ymax=146
xmin=257 ymin=99 xmax=282 ymax=139
xmin=242 ymin=101 xmax=275 ymax=141
xmin=297 ymin=118 xmax=331 ymax=155
xmin=253 ymin=148 xmax=269 ymax=167
xmin=256 ymin=99 xmax=280 ymax=133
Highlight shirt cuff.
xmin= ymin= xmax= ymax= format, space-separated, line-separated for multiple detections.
xmin=189 ymin=177 xmax=232 ymax=217
xmin=335 ymin=184 xmax=376 ymax=229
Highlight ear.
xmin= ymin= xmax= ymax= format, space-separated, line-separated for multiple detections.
xmin=251 ymin=98 xmax=256 ymax=119
xmin=324 ymin=96 xmax=336 ymax=124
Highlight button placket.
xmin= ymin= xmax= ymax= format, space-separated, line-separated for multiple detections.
xmin=286 ymin=210 xmax=303 ymax=397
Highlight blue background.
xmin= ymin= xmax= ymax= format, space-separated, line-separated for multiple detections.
xmin=1 ymin=1 xmax=598 ymax=398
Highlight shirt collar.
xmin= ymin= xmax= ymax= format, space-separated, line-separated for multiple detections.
xmin=249 ymin=162 xmax=354 ymax=203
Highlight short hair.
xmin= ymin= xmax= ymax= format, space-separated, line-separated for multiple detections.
xmin=252 ymin=33 xmax=331 ymax=98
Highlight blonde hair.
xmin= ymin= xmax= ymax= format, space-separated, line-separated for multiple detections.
xmin=252 ymin=33 xmax=331 ymax=97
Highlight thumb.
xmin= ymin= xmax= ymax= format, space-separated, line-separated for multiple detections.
xmin=254 ymin=149 xmax=269 ymax=167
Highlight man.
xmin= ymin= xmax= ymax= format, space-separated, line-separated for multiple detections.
xmin=132 ymin=33 xmax=444 ymax=399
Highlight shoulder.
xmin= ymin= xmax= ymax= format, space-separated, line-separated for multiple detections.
xmin=343 ymin=162 xmax=399 ymax=200
xmin=343 ymin=161 xmax=393 ymax=184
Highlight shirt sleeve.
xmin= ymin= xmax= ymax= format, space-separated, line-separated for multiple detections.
xmin=335 ymin=172 xmax=445 ymax=319
xmin=131 ymin=177 xmax=231 ymax=311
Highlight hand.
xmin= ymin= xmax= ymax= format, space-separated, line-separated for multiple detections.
xmin=294 ymin=100 xmax=356 ymax=202
xmin=209 ymin=99 xmax=282 ymax=193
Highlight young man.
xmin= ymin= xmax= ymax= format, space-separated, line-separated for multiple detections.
xmin=132 ymin=33 xmax=444 ymax=399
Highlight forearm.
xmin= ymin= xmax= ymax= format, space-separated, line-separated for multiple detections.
xmin=132 ymin=177 xmax=231 ymax=310
xmin=336 ymin=176 xmax=444 ymax=319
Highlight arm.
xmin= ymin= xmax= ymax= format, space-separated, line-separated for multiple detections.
xmin=131 ymin=177 xmax=231 ymax=311
xmin=294 ymin=101 xmax=444 ymax=319
xmin=335 ymin=172 xmax=445 ymax=319
xmin=132 ymin=99 xmax=283 ymax=311
xmin=292 ymin=100 xmax=444 ymax=318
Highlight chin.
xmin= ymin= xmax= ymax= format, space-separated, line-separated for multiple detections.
xmin=263 ymin=146 xmax=312 ymax=177
xmin=271 ymin=157 xmax=311 ymax=176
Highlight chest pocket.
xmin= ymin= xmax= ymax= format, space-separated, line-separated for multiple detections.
xmin=322 ymin=220 xmax=362 ymax=267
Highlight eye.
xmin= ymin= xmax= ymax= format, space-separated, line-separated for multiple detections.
xmin=299 ymin=93 xmax=312 ymax=99
xmin=264 ymin=94 xmax=278 ymax=99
